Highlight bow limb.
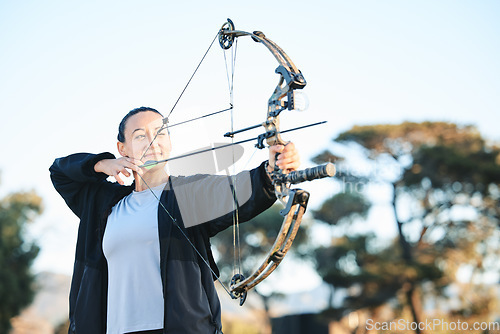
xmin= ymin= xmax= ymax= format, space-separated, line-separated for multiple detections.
xmin=229 ymin=189 xmax=309 ymax=303
xmin=220 ymin=28 xmax=304 ymax=82
xmin=220 ymin=22 xmax=306 ymax=149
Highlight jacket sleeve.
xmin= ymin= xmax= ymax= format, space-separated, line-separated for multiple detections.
xmin=199 ymin=161 xmax=277 ymax=237
xmin=49 ymin=152 xmax=117 ymax=218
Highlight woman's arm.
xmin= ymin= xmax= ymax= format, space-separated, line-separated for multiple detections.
xmin=179 ymin=161 xmax=276 ymax=237
xmin=49 ymin=152 xmax=117 ymax=217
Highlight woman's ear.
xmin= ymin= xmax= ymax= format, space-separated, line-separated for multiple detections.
xmin=117 ymin=141 xmax=126 ymax=157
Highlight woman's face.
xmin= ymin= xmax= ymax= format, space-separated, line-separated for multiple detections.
xmin=117 ymin=111 xmax=171 ymax=163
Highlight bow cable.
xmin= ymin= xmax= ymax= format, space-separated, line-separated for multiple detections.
xmin=136 ymin=24 xmax=238 ymax=299
xmin=140 ymin=28 xmax=224 ymax=162
xmin=136 ymin=171 xmax=234 ymax=297
xmin=222 ymin=38 xmax=244 ymax=281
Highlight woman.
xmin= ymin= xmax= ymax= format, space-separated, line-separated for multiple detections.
xmin=50 ymin=107 xmax=300 ymax=334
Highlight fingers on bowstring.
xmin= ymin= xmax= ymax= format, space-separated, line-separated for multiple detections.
xmin=120 ymin=167 xmax=131 ymax=178
xmin=122 ymin=157 xmax=143 ymax=175
xmin=114 ymin=173 xmax=124 ymax=185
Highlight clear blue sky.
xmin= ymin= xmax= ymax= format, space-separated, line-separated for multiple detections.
xmin=0 ymin=1 xmax=499 ymax=289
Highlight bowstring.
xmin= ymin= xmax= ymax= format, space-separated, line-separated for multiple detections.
xmin=136 ymin=172 xmax=233 ymax=297
xmin=141 ymin=29 xmax=221 ymax=162
xmin=136 ymin=27 xmax=237 ymax=298
xmin=223 ymin=38 xmax=243 ymax=279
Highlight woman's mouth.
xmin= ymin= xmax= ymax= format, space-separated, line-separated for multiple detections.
xmin=144 ymin=152 xmax=161 ymax=158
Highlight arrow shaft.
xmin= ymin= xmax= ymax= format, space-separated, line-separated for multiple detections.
xmin=140 ymin=121 xmax=326 ymax=168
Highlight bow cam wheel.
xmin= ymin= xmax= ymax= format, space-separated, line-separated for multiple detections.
xmin=219 ymin=18 xmax=235 ymax=50
xmin=230 ymin=273 xmax=248 ymax=306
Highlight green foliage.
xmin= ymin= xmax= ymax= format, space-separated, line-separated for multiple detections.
xmin=311 ymin=150 xmax=343 ymax=165
xmin=314 ymin=121 xmax=500 ymax=327
xmin=314 ymin=233 xmax=446 ymax=317
xmin=335 ymin=122 xmax=485 ymax=157
xmin=0 ymin=190 xmax=42 ymax=333
xmin=405 ymin=144 xmax=500 ymax=190
xmin=313 ymin=192 xmax=370 ymax=225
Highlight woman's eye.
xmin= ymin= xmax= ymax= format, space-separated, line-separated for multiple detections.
xmin=135 ymin=134 xmax=145 ymax=140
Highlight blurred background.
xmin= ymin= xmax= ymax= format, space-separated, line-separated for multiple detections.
xmin=0 ymin=0 xmax=499 ymax=333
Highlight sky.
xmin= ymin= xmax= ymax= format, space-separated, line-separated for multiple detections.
xmin=0 ymin=0 xmax=499 ymax=291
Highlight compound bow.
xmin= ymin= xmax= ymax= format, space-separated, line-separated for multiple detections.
xmin=217 ymin=19 xmax=336 ymax=305
xmin=140 ymin=18 xmax=335 ymax=306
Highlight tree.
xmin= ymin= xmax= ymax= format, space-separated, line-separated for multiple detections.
xmin=0 ymin=187 xmax=42 ymax=333
xmin=313 ymin=122 xmax=500 ymax=333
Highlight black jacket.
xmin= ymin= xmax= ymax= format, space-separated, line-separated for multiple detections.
xmin=49 ymin=153 xmax=276 ymax=334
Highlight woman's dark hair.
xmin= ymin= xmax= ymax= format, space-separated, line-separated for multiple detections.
xmin=117 ymin=107 xmax=163 ymax=142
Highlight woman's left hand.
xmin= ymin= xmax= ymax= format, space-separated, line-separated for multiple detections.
xmin=268 ymin=142 xmax=300 ymax=174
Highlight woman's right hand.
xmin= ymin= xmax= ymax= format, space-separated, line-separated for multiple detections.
xmin=94 ymin=157 xmax=143 ymax=185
